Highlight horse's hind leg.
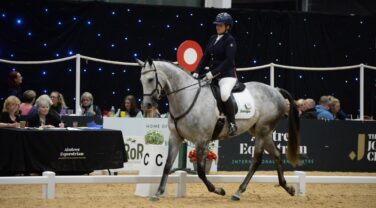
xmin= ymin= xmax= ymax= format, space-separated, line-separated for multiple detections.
xmin=231 ymin=137 xmax=264 ymax=201
xmin=263 ymin=136 xmax=295 ymax=196
xmin=150 ymin=135 xmax=182 ymax=201
xmin=196 ymin=141 xmax=226 ymax=196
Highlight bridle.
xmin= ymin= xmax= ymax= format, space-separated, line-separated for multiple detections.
xmin=141 ymin=63 xmax=164 ymax=99
xmin=141 ymin=62 xmax=208 ymax=139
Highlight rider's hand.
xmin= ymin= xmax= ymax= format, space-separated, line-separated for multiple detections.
xmin=192 ymin=73 xmax=199 ymax=79
xmin=205 ymin=72 xmax=214 ymax=80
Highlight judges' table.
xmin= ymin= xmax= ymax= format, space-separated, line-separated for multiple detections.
xmin=61 ymin=115 xmax=103 ymax=127
xmin=0 ymin=128 xmax=127 ymax=175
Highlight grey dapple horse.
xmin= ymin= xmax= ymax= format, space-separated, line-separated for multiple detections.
xmin=137 ymin=59 xmax=300 ymax=201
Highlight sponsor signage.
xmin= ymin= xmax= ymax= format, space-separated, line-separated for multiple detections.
xmin=218 ymin=119 xmax=376 ymax=171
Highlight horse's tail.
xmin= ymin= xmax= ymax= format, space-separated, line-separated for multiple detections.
xmin=278 ymin=88 xmax=300 ymax=167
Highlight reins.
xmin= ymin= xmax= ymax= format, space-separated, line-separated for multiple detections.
xmin=142 ymin=62 xmax=210 ymax=139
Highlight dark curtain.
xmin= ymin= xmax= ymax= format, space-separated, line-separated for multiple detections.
xmin=0 ymin=1 xmax=375 ymax=117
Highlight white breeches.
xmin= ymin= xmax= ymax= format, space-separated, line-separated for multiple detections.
xmin=219 ymin=77 xmax=237 ymax=102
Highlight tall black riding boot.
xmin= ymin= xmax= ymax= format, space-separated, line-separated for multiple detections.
xmin=223 ymin=97 xmax=237 ymax=136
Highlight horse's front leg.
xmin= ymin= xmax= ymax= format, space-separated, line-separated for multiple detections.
xmin=150 ymin=135 xmax=182 ymax=201
xmin=196 ymin=142 xmax=226 ymax=196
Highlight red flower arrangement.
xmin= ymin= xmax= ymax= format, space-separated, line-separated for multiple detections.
xmin=188 ymin=149 xmax=217 ymax=162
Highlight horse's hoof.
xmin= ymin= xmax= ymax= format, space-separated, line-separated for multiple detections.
xmin=231 ymin=194 xmax=240 ymax=201
xmin=287 ymin=186 xmax=295 ymax=196
xmin=149 ymin=196 xmax=160 ymax=201
xmin=214 ymin=187 xmax=226 ymax=196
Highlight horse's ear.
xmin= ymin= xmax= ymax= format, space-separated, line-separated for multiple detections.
xmin=146 ymin=57 xmax=153 ymax=66
xmin=136 ymin=59 xmax=144 ymax=66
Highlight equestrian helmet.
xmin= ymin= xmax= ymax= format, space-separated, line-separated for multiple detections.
xmin=213 ymin=12 xmax=233 ymax=26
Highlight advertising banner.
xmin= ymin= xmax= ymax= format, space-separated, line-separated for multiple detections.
xmin=218 ymin=119 xmax=376 ymax=171
xmin=103 ymin=118 xmax=177 ymax=172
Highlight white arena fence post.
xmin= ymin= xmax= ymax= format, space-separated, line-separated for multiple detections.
xmin=270 ymin=63 xmax=275 ymax=87
xmin=294 ymin=171 xmax=306 ymax=196
xmin=42 ymin=171 xmax=56 ymax=199
xmin=175 ymin=171 xmax=187 ymax=197
xmin=75 ymin=54 xmax=81 ymax=114
xmin=359 ymin=64 xmax=364 ymax=120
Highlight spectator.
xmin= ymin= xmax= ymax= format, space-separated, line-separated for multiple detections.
xmin=119 ymin=95 xmax=143 ymax=118
xmin=27 ymin=99 xmax=63 ymax=128
xmin=283 ymin=98 xmax=290 ymax=118
xmin=300 ymin=98 xmax=317 ymax=119
xmin=143 ymin=104 xmax=161 ymax=118
xmin=20 ymin=90 xmax=36 ymax=116
xmin=0 ymin=96 xmax=20 ymax=128
xmin=27 ymin=94 xmax=53 ymax=119
xmin=50 ymin=91 xmax=68 ymax=116
xmin=315 ymin=95 xmax=334 ymax=120
xmin=328 ymin=97 xmax=347 ymax=120
xmin=295 ymin=99 xmax=305 ymax=116
xmin=8 ymin=71 xmax=23 ymax=100
xmin=79 ymin=92 xmax=102 ymax=118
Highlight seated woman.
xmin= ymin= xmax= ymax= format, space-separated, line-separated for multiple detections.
xmin=27 ymin=94 xmax=53 ymax=119
xmin=20 ymin=90 xmax=36 ymax=116
xmin=79 ymin=92 xmax=102 ymax=118
xmin=142 ymin=105 xmax=161 ymax=118
xmin=27 ymin=99 xmax=63 ymax=128
xmin=0 ymin=96 xmax=20 ymax=128
xmin=50 ymin=91 xmax=68 ymax=116
xmin=119 ymin=95 xmax=143 ymax=118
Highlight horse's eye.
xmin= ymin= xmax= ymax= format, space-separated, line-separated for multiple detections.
xmin=148 ymin=78 xmax=154 ymax=83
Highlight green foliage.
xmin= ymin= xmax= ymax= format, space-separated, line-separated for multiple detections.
xmin=144 ymin=129 xmax=164 ymax=145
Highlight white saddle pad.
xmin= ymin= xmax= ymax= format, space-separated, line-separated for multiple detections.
xmin=233 ymin=88 xmax=255 ymax=119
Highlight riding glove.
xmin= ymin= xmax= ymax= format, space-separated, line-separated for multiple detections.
xmin=206 ymin=72 xmax=214 ymax=80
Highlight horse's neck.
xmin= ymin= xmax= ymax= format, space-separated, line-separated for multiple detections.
xmin=157 ymin=62 xmax=198 ymax=115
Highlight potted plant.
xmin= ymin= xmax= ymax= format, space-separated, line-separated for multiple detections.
xmin=188 ymin=146 xmax=217 ymax=174
xmin=144 ymin=129 xmax=164 ymax=145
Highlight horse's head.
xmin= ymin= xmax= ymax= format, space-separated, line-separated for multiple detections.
xmin=137 ymin=58 xmax=165 ymax=109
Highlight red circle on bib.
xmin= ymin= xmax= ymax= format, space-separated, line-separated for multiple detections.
xmin=177 ymin=40 xmax=203 ymax=72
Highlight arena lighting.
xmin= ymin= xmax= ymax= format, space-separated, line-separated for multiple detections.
xmin=15 ymin=18 xmax=23 ymax=25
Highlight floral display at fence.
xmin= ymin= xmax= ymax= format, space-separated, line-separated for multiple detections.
xmin=188 ymin=149 xmax=217 ymax=162
xmin=144 ymin=129 xmax=164 ymax=145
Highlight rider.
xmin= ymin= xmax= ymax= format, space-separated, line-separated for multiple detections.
xmin=192 ymin=12 xmax=238 ymax=136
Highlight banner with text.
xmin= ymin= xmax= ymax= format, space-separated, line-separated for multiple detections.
xmin=218 ymin=119 xmax=376 ymax=171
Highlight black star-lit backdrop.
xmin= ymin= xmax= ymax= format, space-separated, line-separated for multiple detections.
xmin=0 ymin=1 xmax=375 ymax=117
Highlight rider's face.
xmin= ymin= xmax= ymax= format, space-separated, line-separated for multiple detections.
xmin=216 ymin=23 xmax=226 ymax=34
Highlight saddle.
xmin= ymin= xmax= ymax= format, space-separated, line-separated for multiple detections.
xmin=209 ymin=80 xmax=246 ymax=140
xmin=210 ymin=80 xmax=245 ymax=116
